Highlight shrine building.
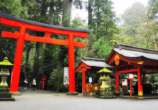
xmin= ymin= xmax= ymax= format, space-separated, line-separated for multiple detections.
xmin=106 ymin=42 xmax=158 ymax=96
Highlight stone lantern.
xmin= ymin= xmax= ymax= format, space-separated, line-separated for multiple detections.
xmin=0 ymin=57 xmax=14 ymax=101
xmin=0 ymin=57 xmax=13 ymax=87
xmin=97 ymin=67 xmax=115 ymax=99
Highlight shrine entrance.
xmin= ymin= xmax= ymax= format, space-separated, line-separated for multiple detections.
xmin=106 ymin=42 xmax=158 ymax=98
xmin=0 ymin=12 xmax=92 ymax=94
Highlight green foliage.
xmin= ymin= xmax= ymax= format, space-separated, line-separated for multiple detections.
xmin=113 ymin=2 xmax=153 ymax=49
xmin=121 ymin=2 xmax=146 ymax=37
xmin=146 ymin=74 xmax=158 ymax=84
xmin=122 ymin=2 xmax=146 ymax=26
xmin=89 ymin=0 xmax=120 ymax=40
xmin=147 ymin=0 xmax=158 ymax=19
xmin=48 ymin=69 xmax=57 ymax=85
xmin=90 ymin=38 xmax=114 ymax=59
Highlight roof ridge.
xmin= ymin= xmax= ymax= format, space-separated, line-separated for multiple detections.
xmin=83 ymin=57 xmax=105 ymax=61
xmin=115 ymin=42 xmax=158 ymax=54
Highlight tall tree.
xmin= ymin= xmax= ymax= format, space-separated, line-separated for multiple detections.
xmin=92 ymin=0 xmax=119 ymax=40
xmin=88 ymin=0 xmax=93 ymax=28
xmin=146 ymin=0 xmax=158 ymax=49
xmin=114 ymin=2 xmax=147 ymax=48
xmin=54 ymin=0 xmax=73 ymax=91
xmin=122 ymin=2 xmax=146 ymax=37
xmin=41 ymin=0 xmax=63 ymax=90
xmin=147 ymin=0 xmax=158 ymax=19
xmin=62 ymin=0 xmax=72 ymax=27
xmin=33 ymin=0 xmax=49 ymax=80
xmin=0 ymin=0 xmax=25 ymax=62
xmin=85 ymin=0 xmax=119 ymax=59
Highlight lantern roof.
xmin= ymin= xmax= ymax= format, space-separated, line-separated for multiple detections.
xmin=97 ymin=67 xmax=112 ymax=73
xmin=0 ymin=57 xmax=13 ymax=66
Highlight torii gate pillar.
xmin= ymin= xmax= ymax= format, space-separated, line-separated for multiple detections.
xmin=68 ymin=34 xmax=75 ymax=93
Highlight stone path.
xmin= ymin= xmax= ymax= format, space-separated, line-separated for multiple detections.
xmin=0 ymin=87 xmax=158 ymax=110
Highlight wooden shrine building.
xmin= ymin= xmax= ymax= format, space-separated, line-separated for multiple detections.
xmin=76 ymin=57 xmax=113 ymax=94
xmin=106 ymin=42 xmax=158 ymax=96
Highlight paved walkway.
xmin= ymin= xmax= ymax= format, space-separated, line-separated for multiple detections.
xmin=0 ymin=87 xmax=158 ymax=110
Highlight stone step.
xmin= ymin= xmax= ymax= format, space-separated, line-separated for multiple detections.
xmin=0 ymin=88 xmax=10 ymax=92
xmin=0 ymin=86 xmax=9 ymax=88
xmin=0 ymin=92 xmax=12 ymax=98
xmin=0 ymin=97 xmax=15 ymax=101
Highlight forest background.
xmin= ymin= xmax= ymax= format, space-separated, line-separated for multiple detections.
xmin=0 ymin=0 xmax=158 ymax=92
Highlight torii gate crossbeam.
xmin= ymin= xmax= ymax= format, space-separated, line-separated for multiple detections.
xmin=0 ymin=12 xmax=92 ymax=94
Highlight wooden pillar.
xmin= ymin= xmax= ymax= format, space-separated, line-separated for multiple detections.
xmin=115 ymin=70 xmax=119 ymax=94
xmin=10 ymin=27 xmax=26 ymax=92
xmin=82 ymin=71 xmax=86 ymax=94
xmin=80 ymin=67 xmax=87 ymax=95
xmin=143 ymin=74 xmax=146 ymax=84
xmin=68 ymin=34 xmax=75 ymax=92
xmin=42 ymin=81 xmax=45 ymax=89
xmin=137 ymin=67 xmax=143 ymax=96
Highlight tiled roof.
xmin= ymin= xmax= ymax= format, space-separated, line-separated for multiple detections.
xmin=82 ymin=57 xmax=113 ymax=68
xmin=110 ymin=42 xmax=158 ymax=61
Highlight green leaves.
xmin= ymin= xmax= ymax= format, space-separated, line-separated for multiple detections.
xmin=91 ymin=37 xmax=113 ymax=59
xmin=48 ymin=69 xmax=57 ymax=85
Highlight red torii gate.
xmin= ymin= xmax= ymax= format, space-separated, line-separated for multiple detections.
xmin=0 ymin=12 xmax=92 ymax=94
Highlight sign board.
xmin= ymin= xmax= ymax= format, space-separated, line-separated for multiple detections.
xmin=122 ymin=79 xmax=127 ymax=86
xmin=89 ymin=77 xmax=92 ymax=83
xmin=128 ymin=74 xmax=134 ymax=79
xmin=63 ymin=67 xmax=69 ymax=85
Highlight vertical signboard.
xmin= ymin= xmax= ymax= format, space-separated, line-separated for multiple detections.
xmin=63 ymin=67 xmax=69 ymax=85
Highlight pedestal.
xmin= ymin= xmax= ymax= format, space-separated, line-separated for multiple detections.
xmin=0 ymin=87 xmax=15 ymax=101
xmin=66 ymin=92 xmax=78 ymax=95
xmin=100 ymin=88 xmax=116 ymax=99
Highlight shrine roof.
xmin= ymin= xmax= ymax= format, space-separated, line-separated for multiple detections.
xmin=82 ymin=57 xmax=113 ymax=68
xmin=0 ymin=12 xmax=92 ymax=34
xmin=106 ymin=42 xmax=158 ymax=62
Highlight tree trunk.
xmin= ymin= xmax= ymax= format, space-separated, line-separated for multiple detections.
xmin=55 ymin=0 xmax=72 ymax=91
xmin=48 ymin=2 xmax=54 ymax=25
xmin=33 ymin=0 xmax=48 ymax=87
xmin=24 ymin=42 xmax=32 ymax=79
xmin=88 ymin=0 xmax=93 ymax=28
xmin=62 ymin=0 xmax=72 ymax=27
xmin=96 ymin=0 xmax=100 ymax=40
